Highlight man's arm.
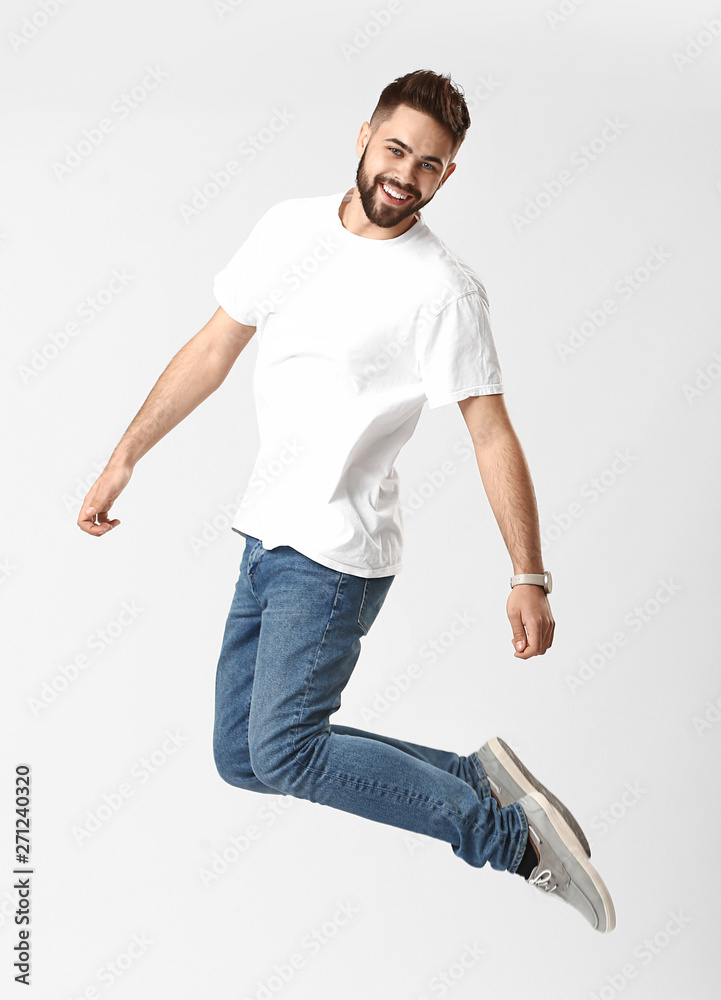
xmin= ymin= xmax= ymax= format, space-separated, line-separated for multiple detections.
xmin=77 ymin=307 xmax=256 ymax=536
xmin=457 ymin=392 xmax=555 ymax=659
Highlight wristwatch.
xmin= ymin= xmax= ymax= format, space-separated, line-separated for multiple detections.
xmin=510 ymin=571 xmax=552 ymax=594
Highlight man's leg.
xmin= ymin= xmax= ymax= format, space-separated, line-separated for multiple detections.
xmin=329 ymin=726 xmax=592 ymax=857
xmin=212 ymin=536 xmax=489 ymax=803
xmin=212 ymin=538 xmax=615 ymax=931
xmin=212 ymin=535 xmax=279 ymax=795
xmin=243 ymin=540 xmax=527 ymax=872
xmin=329 ymin=724 xmax=496 ymax=800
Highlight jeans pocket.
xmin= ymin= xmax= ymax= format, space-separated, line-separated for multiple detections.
xmin=357 ymin=575 xmax=395 ymax=635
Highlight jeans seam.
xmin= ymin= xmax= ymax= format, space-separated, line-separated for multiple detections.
xmin=468 ymin=751 xmax=492 ymax=797
xmin=292 ymin=572 xmax=346 ymax=757
xmin=285 ymin=752 xmax=494 ymax=838
xmin=507 ymin=801 xmax=529 ymax=873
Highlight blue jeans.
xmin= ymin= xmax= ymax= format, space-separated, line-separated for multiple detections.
xmin=213 ymin=535 xmax=528 ymax=872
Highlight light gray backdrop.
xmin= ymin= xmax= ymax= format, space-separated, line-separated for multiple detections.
xmin=2 ymin=0 xmax=720 ymax=997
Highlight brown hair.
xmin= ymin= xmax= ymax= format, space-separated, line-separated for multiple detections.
xmin=368 ymin=69 xmax=471 ymax=163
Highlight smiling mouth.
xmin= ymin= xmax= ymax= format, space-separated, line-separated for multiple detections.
xmin=379 ymin=181 xmax=413 ymax=204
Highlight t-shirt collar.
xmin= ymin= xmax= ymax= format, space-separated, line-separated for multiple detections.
xmin=333 ymin=189 xmax=424 ymax=247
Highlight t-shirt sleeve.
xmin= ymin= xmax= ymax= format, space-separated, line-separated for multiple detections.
xmin=213 ymin=204 xmax=279 ymax=326
xmin=417 ymin=288 xmax=504 ymax=409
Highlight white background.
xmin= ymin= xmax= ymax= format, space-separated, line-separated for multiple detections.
xmin=2 ymin=1 xmax=720 ymax=997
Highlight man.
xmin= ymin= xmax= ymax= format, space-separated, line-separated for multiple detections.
xmin=78 ymin=69 xmax=615 ymax=933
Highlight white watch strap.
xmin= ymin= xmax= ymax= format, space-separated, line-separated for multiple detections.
xmin=510 ymin=572 xmax=552 ymax=594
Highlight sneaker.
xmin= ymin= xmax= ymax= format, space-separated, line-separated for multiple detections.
xmin=475 ymin=737 xmax=592 ymax=858
xmin=517 ymin=791 xmax=616 ymax=933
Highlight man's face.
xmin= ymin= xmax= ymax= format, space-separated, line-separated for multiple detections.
xmin=355 ymin=104 xmax=457 ymax=229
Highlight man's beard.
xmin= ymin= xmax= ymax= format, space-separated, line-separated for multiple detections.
xmin=355 ymin=146 xmax=439 ymax=229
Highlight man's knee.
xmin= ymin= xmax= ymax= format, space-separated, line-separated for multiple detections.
xmin=213 ymin=741 xmax=258 ymax=790
xmin=249 ymin=732 xmax=307 ymax=793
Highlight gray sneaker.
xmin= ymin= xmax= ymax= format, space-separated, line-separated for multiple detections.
xmin=517 ymin=791 xmax=616 ymax=933
xmin=475 ymin=737 xmax=592 ymax=858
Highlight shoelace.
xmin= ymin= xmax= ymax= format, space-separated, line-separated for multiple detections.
xmin=528 ymin=868 xmax=557 ymax=893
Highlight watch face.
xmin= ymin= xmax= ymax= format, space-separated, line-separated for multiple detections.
xmin=544 ymin=571 xmax=553 ymax=594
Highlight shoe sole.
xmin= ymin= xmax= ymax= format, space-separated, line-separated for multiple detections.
xmin=525 ymin=790 xmax=616 ymax=933
xmin=479 ymin=737 xmax=592 ymax=858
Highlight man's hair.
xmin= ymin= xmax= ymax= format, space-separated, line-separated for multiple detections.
xmin=368 ymin=69 xmax=471 ymax=163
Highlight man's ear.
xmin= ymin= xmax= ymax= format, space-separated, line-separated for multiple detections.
xmin=441 ymin=162 xmax=457 ymax=187
xmin=355 ymin=121 xmax=371 ymax=157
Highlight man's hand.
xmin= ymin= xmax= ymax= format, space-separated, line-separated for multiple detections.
xmin=77 ymin=461 xmax=133 ymax=536
xmin=507 ymin=585 xmax=555 ymax=658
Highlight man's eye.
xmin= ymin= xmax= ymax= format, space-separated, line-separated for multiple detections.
xmin=388 ymin=148 xmax=435 ymax=170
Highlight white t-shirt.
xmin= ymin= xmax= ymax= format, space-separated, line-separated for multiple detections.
xmin=213 ymin=189 xmax=504 ymax=578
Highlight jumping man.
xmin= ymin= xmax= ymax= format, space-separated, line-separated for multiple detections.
xmin=78 ymin=69 xmax=615 ymax=934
